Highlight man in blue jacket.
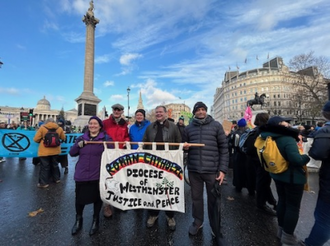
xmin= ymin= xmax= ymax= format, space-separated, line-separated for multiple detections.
xmin=183 ymin=101 xmax=229 ymax=236
xmin=305 ymin=101 xmax=330 ymax=246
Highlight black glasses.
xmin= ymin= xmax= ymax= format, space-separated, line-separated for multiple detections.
xmin=113 ymin=108 xmax=122 ymax=111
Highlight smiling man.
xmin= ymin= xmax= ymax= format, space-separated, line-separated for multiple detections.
xmin=142 ymin=105 xmax=181 ymax=231
xmin=183 ymin=101 xmax=229 ymax=237
xmin=102 ymin=103 xmax=130 ymax=218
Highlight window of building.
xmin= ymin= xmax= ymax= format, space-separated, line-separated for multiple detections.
xmin=278 ymin=94 xmax=280 ymax=98
xmin=274 ymin=101 xmax=277 ymax=106
xmin=278 ymin=102 xmax=281 ymax=106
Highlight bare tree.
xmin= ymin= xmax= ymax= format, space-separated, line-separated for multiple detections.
xmin=289 ymin=51 xmax=329 ymax=113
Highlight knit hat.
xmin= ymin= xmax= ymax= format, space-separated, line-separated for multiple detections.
xmin=89 ymin=116 xmax=103 ymax=128
xmin=135 ymin=109 xmax=146 ymax=118
xmin=192 ymin=101 xmax=208 ymax=115
xmin=267 ymin=116 xmax=292 ymax=126
xmin=237 ymin=118 xmax=247 ymax=127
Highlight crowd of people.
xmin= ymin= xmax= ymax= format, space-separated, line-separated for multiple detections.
xmin=0 ymin=100 xmax=329 ymax=246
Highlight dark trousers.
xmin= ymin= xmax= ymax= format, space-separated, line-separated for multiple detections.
xmin=305 ymin=198 xmax=330 ymax=246
xmin=255 ymin=162 xmax=276 ymax=207
xmin=275 ymin=180 xmax=304 ymax=234
xmin=76 ymin=199 xmax=103 ymax=218
xmin=149 ymin=210 xmax=174 ymax=218
xmin=189 ymin=171 xmax=217 ymax=226
xmin=39 ymin=155 xmax=60 ymax=185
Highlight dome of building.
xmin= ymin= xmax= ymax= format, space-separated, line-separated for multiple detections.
xmin=36 ymin=96 xmax=51 ymax=111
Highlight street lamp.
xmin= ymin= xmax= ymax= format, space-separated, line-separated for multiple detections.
xmin=127 ymin=87 xmax=131 ymax=118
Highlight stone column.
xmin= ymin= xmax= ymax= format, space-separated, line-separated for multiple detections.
xmin=74 ymin=1 xmax=101 ymax=127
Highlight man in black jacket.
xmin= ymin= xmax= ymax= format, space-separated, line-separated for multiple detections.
xmin=305 ymin=101 xmax=330 ymax=246
xmin=183 ymin=102 xmax=229 ymax=236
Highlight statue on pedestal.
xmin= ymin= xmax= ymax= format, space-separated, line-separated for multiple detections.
xmin=247 ymin=92 xmax=267 ymax=110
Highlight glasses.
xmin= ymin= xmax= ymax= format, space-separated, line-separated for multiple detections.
xmin=113 ymin=108 xmax=122 ymax=111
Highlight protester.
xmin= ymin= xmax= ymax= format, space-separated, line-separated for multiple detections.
xmin=69 ymin=116 xmax=112 ymax=236
xmin=33 ymin=118 xmax=66 ymax=188
xmin=129 ymin=109 xmax=150 ymax=149
xmin=259 ymin=116 xmax=310 ymax=245
xmin=183 ymin=101 xmax=228 ymax=236
xmin=232 ymin=118 xmax=255 ymax=195
xmin=244 ymin=112 xmax=277 ymax=215
xmin=17 ymin=121 xmax=35 ymax=161
xmin=102 ymin=103 xmax=129 ymax=217
xmin=176 ymin=116 xmax=185 ymax=140
xmin=56 ymin=119 xmax=69 ymax=174
xmin=304 ymin=101 xmax=330 ymax=246
xmin=142 ymin=105 xmax=181 ymax=230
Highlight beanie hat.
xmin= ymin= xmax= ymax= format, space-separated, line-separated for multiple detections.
xmin=89 ymin=116 xmax=103 ymax=128
xmin=135 ymin=109 xmax=146 ymax=118
xmin=192 ymin=101 xmax=208 ymax=115
xmin=237 ymin=118 xmax=247 ymax=127
xmin=322 ymin=101 xmax=330 ymax=112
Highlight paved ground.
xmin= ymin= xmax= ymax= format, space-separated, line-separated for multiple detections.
xmin=0 ymin=156 xmax=328 ymax=246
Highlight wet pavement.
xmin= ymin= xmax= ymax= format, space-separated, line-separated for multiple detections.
xmin=0 ymin=157 xmax=328 ymax=246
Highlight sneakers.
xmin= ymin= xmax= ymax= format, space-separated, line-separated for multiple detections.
xmin=37 ymin=183 xmax=49 ymax=188
xmin=0 ymin=158 xmax=5 ymax=163
xmin=103 ymin=205 xmax=113 ymax=218
xmin=55 ymin=180 xmax=61 ymax=184
xmin=189 ymin=222 xmax=203 ymax=235
xmin=281 ymin=231 xmax=304 ymax=246
xmin=147 ymin=216 xmax=158 ymax=228
xmin=166 ymin=216 xmax=176 ymax=231
xmin=257 ymin=205 xmax=277 ymax=216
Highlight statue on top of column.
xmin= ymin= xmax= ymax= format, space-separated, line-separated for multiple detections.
xmin=87 ymin=1 xmax=94 ymax=16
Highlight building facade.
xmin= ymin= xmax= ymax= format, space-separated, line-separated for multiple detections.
xmin=0 ymin=96 xmax=78 ymax=127
xmin=213 ymin=57 xmax=326 ymax=125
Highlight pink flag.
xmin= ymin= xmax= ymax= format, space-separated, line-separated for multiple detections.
xmin=244 ymin=106 xmax=254 ymax=128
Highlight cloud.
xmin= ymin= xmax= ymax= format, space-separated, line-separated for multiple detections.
xmin=104 ymin=81 xmax=114 ymax=87
xmin=0 ymin=87 xmax=20 ymax=95
xmin=62 ymin=32 xmax=85 ymax=43
xmin=110 ymin=94 xmax=124 ymax=101
xmin=119 ymin=53 xmax=142 ymax=65
xmin=95 ymin=54 xmax=110 ymax=64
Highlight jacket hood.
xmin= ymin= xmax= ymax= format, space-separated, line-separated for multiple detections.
xmin=259 ymin=124 xmax=300 ymax=141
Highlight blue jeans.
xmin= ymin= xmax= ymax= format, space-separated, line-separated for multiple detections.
xmin=305 ymin=198 xmax=330 ymax=246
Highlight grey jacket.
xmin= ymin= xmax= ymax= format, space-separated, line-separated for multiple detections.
xmin=183 ymin=115 xmax=229 ymax=174
xmin=142 ymin=119 xmax=181 ymax=149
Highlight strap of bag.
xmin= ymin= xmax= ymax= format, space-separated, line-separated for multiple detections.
xmin=259 ymin=137 xmax=268 ymax=169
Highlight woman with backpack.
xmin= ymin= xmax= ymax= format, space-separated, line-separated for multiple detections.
xmin=259 ymin=116 xmax=310 ymax=246
xmin=69 ymin=116 xmax=112 ymax=236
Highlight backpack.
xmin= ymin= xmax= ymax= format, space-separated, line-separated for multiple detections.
xmin=238 ymin=128 xmax=258 ymax=154
xmin=43 ymin=127 xmax=61 ymax=147
xmin=254 ymin=136 xmax=289 ymax=174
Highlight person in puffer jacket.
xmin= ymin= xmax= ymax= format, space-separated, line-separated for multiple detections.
xmin=183 ymin=101 xmax=229 ymax=236
xmin=305 ymin=101 xmax=330 ymax=246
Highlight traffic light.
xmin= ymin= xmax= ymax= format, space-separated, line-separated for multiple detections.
xmin=29 ymin=109 xmax=34 ymax=117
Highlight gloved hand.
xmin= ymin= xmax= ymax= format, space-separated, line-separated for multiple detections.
xmin=78 ymin=141 xmax=85 ymax=148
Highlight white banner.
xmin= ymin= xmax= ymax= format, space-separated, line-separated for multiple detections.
xmin=100 ymin=143 xmax=185 ymax=213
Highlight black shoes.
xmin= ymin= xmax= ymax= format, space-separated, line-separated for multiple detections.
xmin=257 ymin=205 xmax=276 ymax=216
xmin=64 ymin=167 xmax=68 ymax=174
xmin=71 ymin=215 xmax=83 ymax=235
xmin=89 ymin=217 xmax=99 ymax=236
xmin=189 ymin=222 xmax=203 ymax=235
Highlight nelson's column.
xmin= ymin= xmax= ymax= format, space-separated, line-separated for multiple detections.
xmin=74 ymin=0 xmax=101 ymax=127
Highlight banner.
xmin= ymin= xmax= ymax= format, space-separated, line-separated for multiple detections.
xmin=100 ymin=143 xmax=185 ymax=213
xmin=0 ymin=129 xmax=82 ymax=157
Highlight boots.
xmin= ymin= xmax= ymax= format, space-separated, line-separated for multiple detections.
xmin=71 ymin=215 xmax=83 ymax=235
xmin=281 ymin=231 xmax=303 ymax=246
xmin=89 ymin=216 xmax=99 ymax=236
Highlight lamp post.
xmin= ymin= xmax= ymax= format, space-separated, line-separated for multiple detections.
xmin=127 ymin=87 xmax=131 ymax=118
